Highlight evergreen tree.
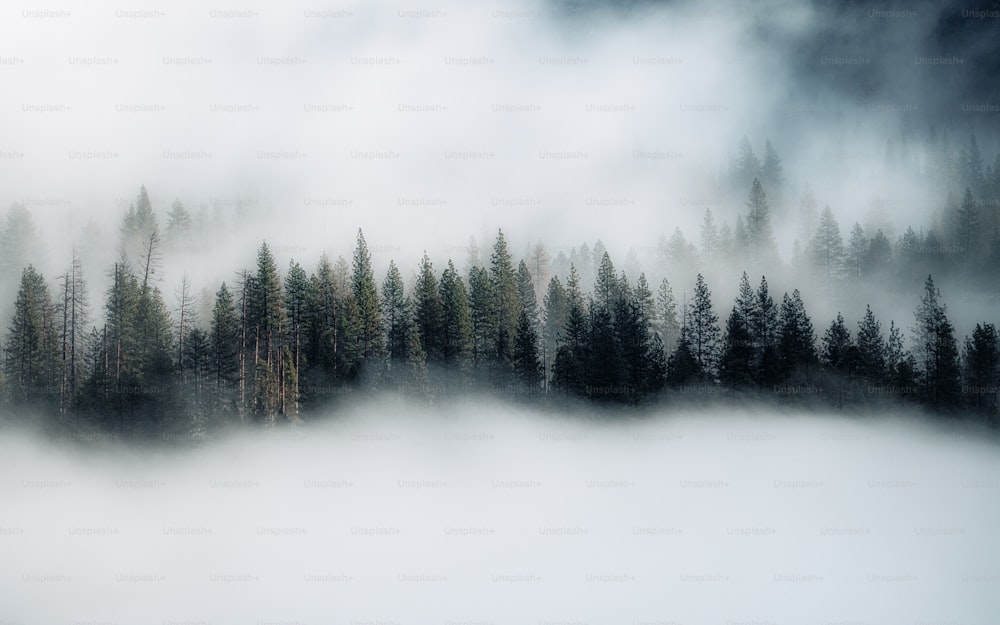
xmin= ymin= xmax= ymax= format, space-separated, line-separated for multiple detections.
xmin=381 ymin=261 xmax=409 ymax=365
xmin=761 ymin=139 xmax=784 ymax=192
xmin=209 ymin=283 xmax=240 ymax=406
xmin=489 ymin=230 xmax=520 ymax=374
xmin=666 ymin=325 xmax=701 ymax=386
xmin=750 ymin=276 xmax=779 ymax=383
xmin=855 ymin=306 xmax=886 ymax=383
xmin=439 ymin=260 xmax=472 ymax=368
xmin=655 ymin=278 xmax=680 ymax=353
xmin=542 ymin=275 xmax=569 ymax=387
xmin=352 ymin=229 xmax=382 ymax=364
xmin=846 ymin=223 xmax=866 ymax=285
xmin=809 ymin=206 xmax=845 ymax=289
xmin=745 ymin=178 xmax=776 ymax=262
xmin=912 ymin=276 xmax=961 ymax=411
xmin=687 ymin=274 xmax=721 ymax=378
xmin=955 ymin=187 xmax=981 ymax=264
xmin=413 ymin=253 xmax=443 ymax=362
xmin=821 ymin=313 xmax=854 ymax=374
xmin=718 ymin=306 xmax=754 ymax=388
xmin=284 ymin=260 xmax=310 ymax=415
xmin=512 ymin=308 xmax=543 ymax=394
xmin=467 ymin=265 xmax=494 ymax=377
xmin=57 ymin=247 xmax=89 ymax=410
xmin=700 ymin=209 xmax=720 ymax=261
xmin=3 ymin=266 xmax=60 ymax=409
xmin=734 ymin=135 xmax=761 ymax=190
xmin=165 ymin=199 xmax=192 ymax=250
xmin=963 ymin=323 xmax=999 ymax=419
xmin=777 ymin=290 xmax=816 ymax=380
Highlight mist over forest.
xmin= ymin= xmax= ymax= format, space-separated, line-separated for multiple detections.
xmin=1 ymin=0 xmax=999 ymax=621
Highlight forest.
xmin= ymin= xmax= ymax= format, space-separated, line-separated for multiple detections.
xmin=2 ymin=134 xmax=999 ymax=441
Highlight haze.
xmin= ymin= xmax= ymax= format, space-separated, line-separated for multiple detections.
xmin=2 ymin=399 xmax=1000 ymax=622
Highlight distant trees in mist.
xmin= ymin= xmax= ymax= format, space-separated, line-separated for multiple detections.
xmin=1 ymin=131 xmax=1000 ymax=440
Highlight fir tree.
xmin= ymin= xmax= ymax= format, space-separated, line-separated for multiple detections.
xmin=963 ymin=323 xmax=999 ymax=419
xmin=439 ymin=260 xmax=472 ymax=368
xmin=3 ymin=266 xmax=60 ymax=409
xmin=413 ymin=253 xmax=443 ymax=362
xmin=352 ymin=229 xmax=381 ymax=363
xmin=855 ymin=306 xmax=886 ymax=383
xmin=745 ymin=178 xmax=776 ymax=262
xmin=687 ymin=274 xmax=721 ymax=378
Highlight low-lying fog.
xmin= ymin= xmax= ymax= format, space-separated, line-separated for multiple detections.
xmin=2 ymin=399 xmax=999 ymax=623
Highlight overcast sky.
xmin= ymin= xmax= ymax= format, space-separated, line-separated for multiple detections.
xmin=3 ymin=0 xmax=995 ymax=269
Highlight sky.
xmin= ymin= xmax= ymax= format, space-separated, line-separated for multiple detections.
xmin=2 ymin=0 xmax=996 ymax=283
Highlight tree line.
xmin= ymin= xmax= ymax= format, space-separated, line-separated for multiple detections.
xmin=1 ymin=186 xmax=998 ymax=441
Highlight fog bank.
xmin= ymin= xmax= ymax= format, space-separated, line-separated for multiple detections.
xmin=2 ymin=400 xmax=999 ymax=622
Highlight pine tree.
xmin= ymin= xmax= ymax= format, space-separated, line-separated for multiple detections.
xmin=512 ymin=308 xmax=543 ymax=394
xmin=821 ymin=313 xmax=854 ymax=374
xmin=381 ymin=261 xmax=409 ymax=365
xmin=209 ymin=283 xmax=240 ymax=408
xmin=655 ymin=278 xmax=680 ymax=353
xmin=855 ymin=306 xmax=886 ymax=383
xmin=809 ymin=205 xmax=845 ymax=290
xmin=594 ymin=251 xmax=617 ymax=311
xmin=761 ymin=140 xmax=784 ymax=192
xmin=912 ymin=276 xmax=961 ymax=411
xmin=700 ymin=209 xmax=720 ymax=261
xmin=750 ymin=276 xmax=779 ymax=384
xmin=467 ymin=265 xmax=494 ymax=378
xmin=3 ymin=266 xmax=60 ymax=409
xmin=413 ymin=253 xmax=443 ymax=362
xmin=846 ymin=223 xmax=866 ymax=285
xmin=284 ymin=260 xmax=310 ymax=415
xmin=352 ymin=229 xmax=381 ymax=364
xmin=666 ymin=325 xmax=701 ymax=386
xmin=438 ymin=260 xmax=472 ymax=368
xmin=718 ymin=306 xmax=754 ymax=388
xmin=489 ymin=230 xmax=520 ymax=374
xmin=745 ymin=178 xmax=776 ymax=262
xmin=165 ymin=199 xmax=192 ymax=250
xmin=687 ymin=274 xmax=720 ymax=378
xmin=58 ymin=247 xmax=89 ymax=410
xmin=777 ymin=290 xmax=816 ymax=380
xmin=247 ymin=242 xmax=286 ymax=422
xmin=734 ymin=135 xmax=761 ymax=190
xmin=955 ymin=187 xmax=981 ymax=264
xmin=963 ymin=323 xmax=999 ymax=419
xmin=542 ymin=275 xmax=569 ymax=386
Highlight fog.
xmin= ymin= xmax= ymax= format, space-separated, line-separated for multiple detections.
xmin=2 ymin=399 xmax=999 ymax=622
xmin=3 ymin=0 xmax=996 ymax=276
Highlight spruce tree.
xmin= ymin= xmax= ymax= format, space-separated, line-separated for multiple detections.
xmin=687 ymin=273 xmax=720 ymax=378
xmin=3 ymin=266 xmax=60 ymax=409
xmin=777 ymin=290 xmax=816 ymax=380
xmin=745 ymin=178 xmax=776 ymax=263
xmin=855 ymin=306 xmax=886 ymax=383
xmin=439 ymin=260 xmax=472 ymax=368
xmin=413 ymin=253 xmax=443 ymax=362
xmin=352 ymin=229 xmax=382 ymax=363
xmin=963 ymin=323 xmax=999 ymax=419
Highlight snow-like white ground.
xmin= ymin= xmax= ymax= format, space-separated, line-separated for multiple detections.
xmin=3 ymin=399 xmax=999 ymax=623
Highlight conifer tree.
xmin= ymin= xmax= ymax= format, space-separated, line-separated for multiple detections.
xmin=3 ymin=266 xmax=60 ymax=408
xmin=414 ymin=253 xmax=443 ymax=362
xmin=687 ymin=274 xmax=721 ymax=378
xmin=439 ymin=260 xmax=472 ymax=368
xmin=352 ymin=229 xmax=382 ymax=364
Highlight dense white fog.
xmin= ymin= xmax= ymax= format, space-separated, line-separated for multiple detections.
xmin=3 ymin=400 xmax=999 ymax=622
